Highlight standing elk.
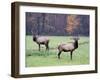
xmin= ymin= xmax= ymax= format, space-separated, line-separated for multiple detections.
xmin=57 ymin=37 xmax=79 ymax=60
xmin=33 ymin=35 xmax=50 ymax=51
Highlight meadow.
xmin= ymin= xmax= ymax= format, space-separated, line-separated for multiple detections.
xmin=25 ymin=36 xmax=89 ymax=67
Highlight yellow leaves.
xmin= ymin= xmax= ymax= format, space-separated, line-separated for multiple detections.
xmin=66 ymin=15 xmax=80 ymax=34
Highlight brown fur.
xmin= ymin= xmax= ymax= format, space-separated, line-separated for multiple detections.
xmin=33 ymin=36 xmax=49 ymax=51
xmin=58 ymin=38 xmax=79 ymax=60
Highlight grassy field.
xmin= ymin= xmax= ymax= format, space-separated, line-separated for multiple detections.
xmin=25 ymin=36 xmax=89 ymax=67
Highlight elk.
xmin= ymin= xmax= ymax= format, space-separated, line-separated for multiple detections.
xmin=57 ymin=37 xmax=79 ymax=60
xmin=33 ymin=35 xmax=49 ymax=51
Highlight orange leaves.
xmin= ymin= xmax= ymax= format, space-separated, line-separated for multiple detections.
xmin=66 ymin=15 xmax=80 ymax=34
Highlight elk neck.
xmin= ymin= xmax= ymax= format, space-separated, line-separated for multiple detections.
xmin=33 ymin=36 xmax=37 ymax=42
xmin=74 ymin=40 xmax=78 ymax=49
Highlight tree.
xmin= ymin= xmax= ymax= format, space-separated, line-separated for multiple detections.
xmin=41 ymin=13 xmax=46 ymax=32
xmin=66 ymin=15 xmax=80 ymax=35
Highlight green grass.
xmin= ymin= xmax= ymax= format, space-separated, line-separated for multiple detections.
xmin=25 ymin=36 xmax=89 ymax=67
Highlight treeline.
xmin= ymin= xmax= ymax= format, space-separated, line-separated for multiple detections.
xmin=26 ymin=12 xmax=89 ymax=36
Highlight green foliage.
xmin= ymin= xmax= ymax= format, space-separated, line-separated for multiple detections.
xmin=25 ymin=36 xmax=89 ymax=67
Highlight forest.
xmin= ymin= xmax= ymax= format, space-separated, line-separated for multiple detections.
xmin=26 ymin=12 xmax=90 ymax=36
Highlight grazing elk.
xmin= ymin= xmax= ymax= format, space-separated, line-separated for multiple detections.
xmin=57 ymin=37 xmax=79 ymax=60
xmin=33 ymin=35 xmax=49 ymax=51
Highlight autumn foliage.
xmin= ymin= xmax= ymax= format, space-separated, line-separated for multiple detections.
xmin=66 ymin=15 xmax=80 ymax=34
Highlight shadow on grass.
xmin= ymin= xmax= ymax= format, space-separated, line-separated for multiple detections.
xmin=26 ymin=49 xmax=57 ymax=57
xmin=79 ymin=41 xmax=89 ymax=45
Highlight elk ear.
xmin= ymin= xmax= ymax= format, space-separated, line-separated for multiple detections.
xmin=33 ymin=35 xmax=38 ymax=39
xmin=33 ymin=34 xmax=35 ymax=37
xmin=31 ymin=29 xmax=37 ymax=36
xmin=70 ymin=36 xmax=80 ymax=40
xmin=74 ymin=37 xmax=80 ymax=40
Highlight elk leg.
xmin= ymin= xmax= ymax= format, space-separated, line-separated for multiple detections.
xmin=38 ymin=44 xmax=40 ymax=51
xmin=47 ymin=44 xmax=49 ymax=51
xmin=58 ymin=51 xmax=61 ymax=59
xmin=45 ymin=42 xmax=49 ymax=51
xmin=45 ymin=45 xmax=48 ymax=51
xmin=70 ymin=51 xmax=73 ymax=60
